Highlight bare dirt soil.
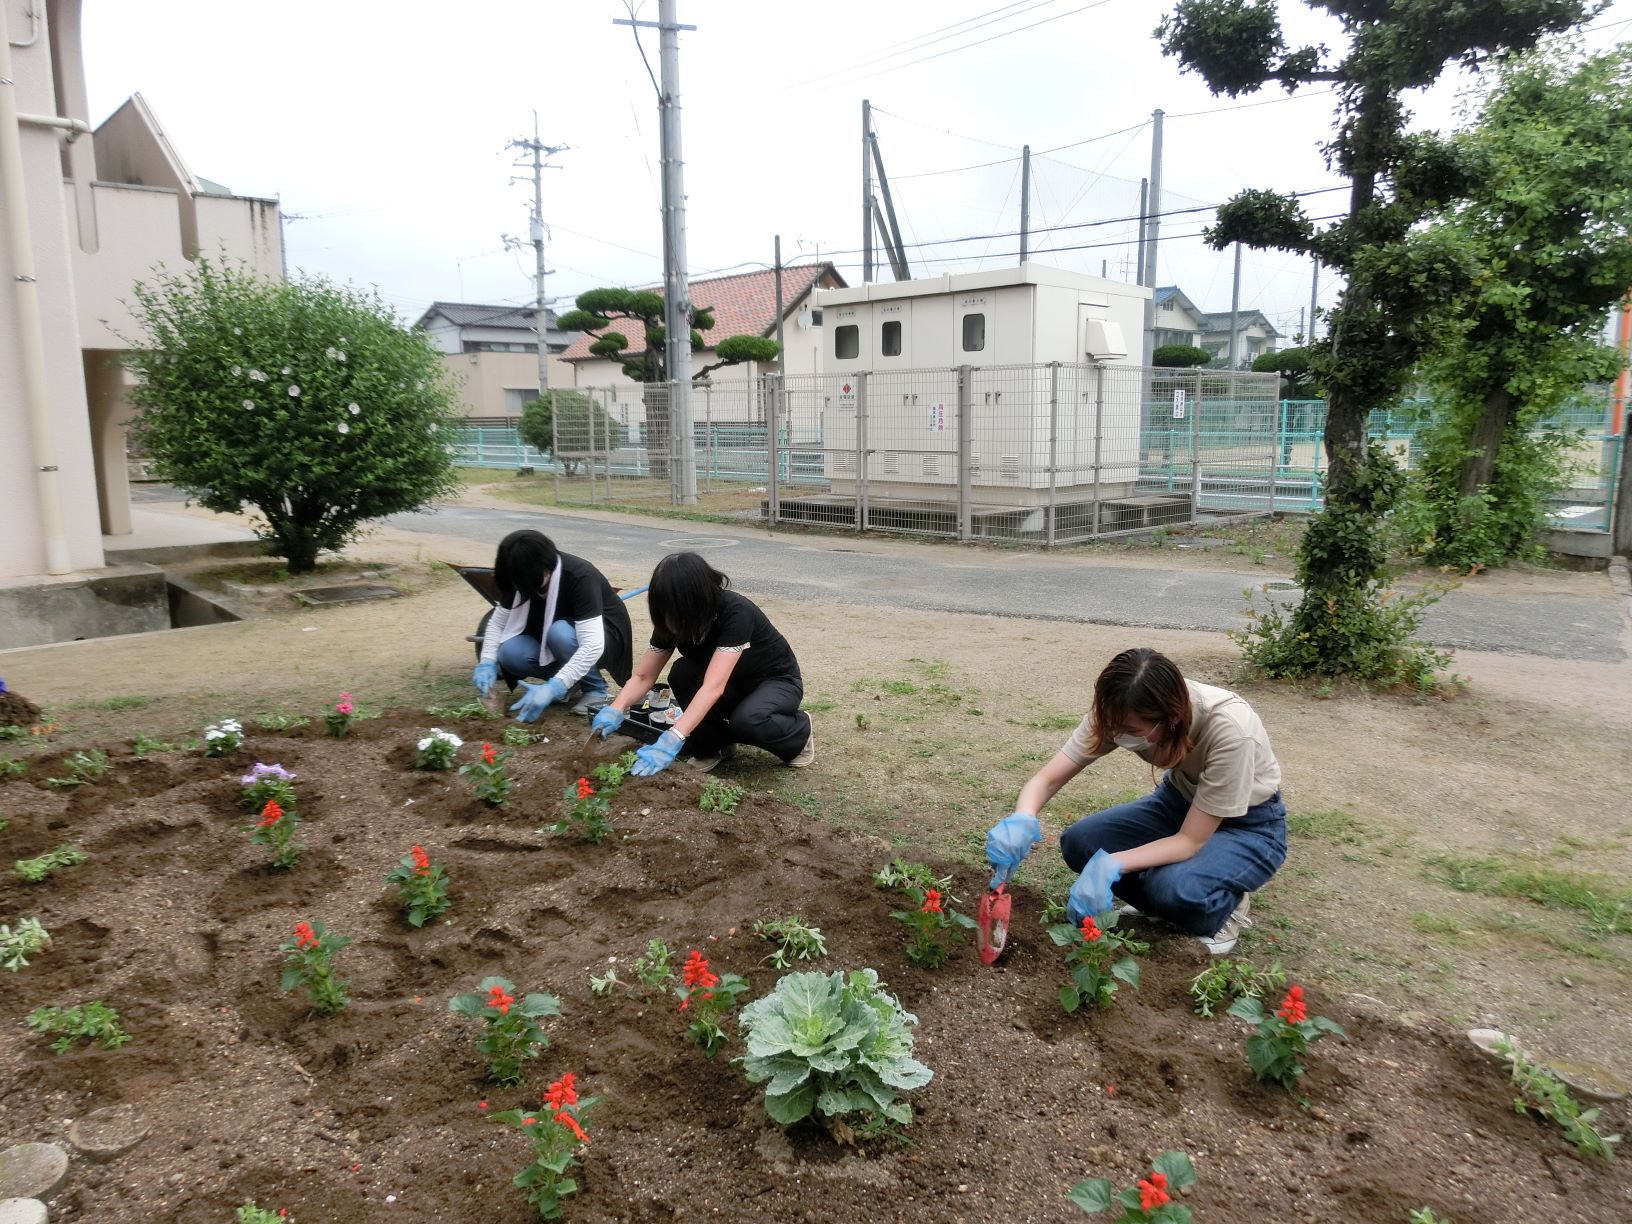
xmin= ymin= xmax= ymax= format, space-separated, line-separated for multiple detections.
xmin=2 ymin=716 xmax=1629 ymax=1223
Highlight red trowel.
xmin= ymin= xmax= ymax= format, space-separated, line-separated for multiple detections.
xmin=975 ymin=884 xmax=1013 ymax=965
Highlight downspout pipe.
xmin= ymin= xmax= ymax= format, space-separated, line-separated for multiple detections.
xmin=0 ymin=4 xmax=74 ymax=574
xmin=18 ymin=111 xmax=89 ymax=139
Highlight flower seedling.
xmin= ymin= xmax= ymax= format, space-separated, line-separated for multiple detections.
xmin=891 ymin=888 xmax=976 ymax=970
xmin=416 ymin=727 xmax=463 ymax=770
xmin=460 ymin=742 xmax=510 ymax=805
xmin=632 ymin=938 xmax=676 ymax=992
xmin=675 ymin=950 xmax=750 ymax=1059
xmin=1039 ymin=895 xmax=1069 ymax=926
xmin=501 ymin=725 xmax=541 ymax=747
xmin=202 ymin=718 xmax=244 ymax=756
xmin=490 ymin=1072 xmax=599 ymax=1220
xmin=236 ymin=1204 xmax=292 ymax=1223
xmin=248 ymin=798 xmax=302 ymax=869
xmin=752 ymin=915 xmax=827 ymax=969
xmin=325 ymin=691 xmax=354 ymax=737
xmin=591 ymin=751 xmax=637 ymax=789
xmin=0 ymin=756 xmax=25 ymax=777
xmin=1494 ymin=1034 xmax=1620 ymax=1160
xmin=873 ymin=858 xmax=951 ymax=896
xmin=449 ymin=975 xmax=561 ymax=1085
xmin=740 ymin=967 xmax=931 ymax=1141
xmin=14 ymin=844 xmax=88 ymax=883
xmin=1189 ymin=958 xmax=1288 ymax=1018
xmin=548 ymin=776 xmax=612 ymax=843
xmin=1050 ymin=914 xmax=1147 ymax=1013
xmin=1229 ymin=984 xmax=1346 ymax=1094
xmin=426 ymin=699 xmax=490 ymax=720
xmin=1068 ymin=1151 xmax=1199 ymax=1222
xmin=698 ymin=775 xmax=745 ymax=816
xmin=385 ymin=844 xmax=451 ymax=927
xmin=26 ymin=1001 xmax=130 ymax=1053
xmin=588 ymin=968 xmax=623 ymax=996
xmin=239 ymin=762 xmax=297 ymax=811
xmin=45 ymin=748 xmax=108 ymax=788
xmin=280 ymin=920 xmax=350 ymax=1015
xmin=1409 ymin=1211 xmax=1453 ymax=1224
xmin=0 ymin=918 xmax=50 ymax=971
xmin=255 ymin=711 xmax=310 ymax=731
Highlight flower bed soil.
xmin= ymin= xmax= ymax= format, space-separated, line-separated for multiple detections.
xmin=2 ymin=713 xmax=1628 ymax=1223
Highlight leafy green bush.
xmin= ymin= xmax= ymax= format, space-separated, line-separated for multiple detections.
xmin=739 ymin=968 xmax=932 ymax=1139
xmin=1152 ymin=344 xmax=1212 ymax=368
xmin=125 ymin=259 xmax=460 ymax=573
xmin=519 ymin=390 xmax=627 ymax=473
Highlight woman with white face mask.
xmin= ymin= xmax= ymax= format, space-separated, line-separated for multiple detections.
xmin=984 ymin=647 xmax=1285 ymax=955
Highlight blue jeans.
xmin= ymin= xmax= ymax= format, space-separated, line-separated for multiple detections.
xmin=495 ymin=621 xmax=608 ymax=694
xmin=1058 ymin=778 xmax=1287 ymax=937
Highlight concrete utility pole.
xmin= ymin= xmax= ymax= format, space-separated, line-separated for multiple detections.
xmin=1141 ymin=109 xmax=1164 ymax=368
xmin=862 ymin=99 xmax=874 ymax=284
xmin=1228 ymin=242 xmax=1242 ymax=369
xmin=1136 ymin=178 xmax=1148 ymax=286
xmin=616 ymin=0 xmax=699 ymax=504
xmin=1309 ymin=256 xmax=1320 ymax=345
xmin=507 ymin=116 xmax=567 ymax=406
xmin=1020 ymin=144 xmax=1031 ymax=264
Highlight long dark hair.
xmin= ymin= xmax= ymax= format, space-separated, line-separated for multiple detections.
xmin=1087 ymin=647 xmax=1193 ymax=768
xmin=647 ymin=551 xmax=729 ymax=644
xmin=493 ymin=529 xmax=559 ymax=605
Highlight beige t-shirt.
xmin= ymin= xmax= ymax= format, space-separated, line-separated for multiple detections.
xmin=1060 ymin=680 xmax=1281 ymax=818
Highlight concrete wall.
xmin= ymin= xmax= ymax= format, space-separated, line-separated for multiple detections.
xmin=72 ymin=181 xmax=187 ymax=348
xmin=93 ymin=93 xmax=199 ymax=254
xmin=195 ymin=192 xmax=282 ymax=276
xmin=439 ymin=349 xmax=575 ymax=419
xmin=0 ymin=566 xmax=169 ymax=649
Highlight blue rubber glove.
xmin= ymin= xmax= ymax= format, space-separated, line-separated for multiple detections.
xmin=510 ymin=676 xmax=569 ymax=723
xmin=1066 ymin=849 xmax=1124 ymax=926
xmin=472 ymin=661 xmax=498 ymax=697
xmin=985 ymin=811 xmax=1043 ymax=889
xmin=590 ymin=705 xmax=626 ymax=740
xmin=631 ymin=729 xmax=685 ymax=777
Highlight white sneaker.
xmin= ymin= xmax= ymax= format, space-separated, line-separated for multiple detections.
xmin=686 ymin=743 xmax=736 ymax=772
xmin=570 ymin=689 xmax=609 ymax=716
xmin=1199 ymin=894 xmax=1253 ymax=956
xmin=787 ymin=716 xmax=815 ymax=768
xmin=1114 ymin=900 xmax=1144 ymax=919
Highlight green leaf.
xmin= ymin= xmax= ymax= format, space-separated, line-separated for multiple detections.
xmin=1151 ymin=1150 xmax=1199 ymax=1189
xmin=1227 ymin=995 xmax=1268 ymax=1025
xmin=1060 ymin=984 xmax=1082 ymax=1014
xmin=1066 ymin=1177 xmax=1114 ymax=1213
xmin=762 ymin=1083 xmax=816 ymax=1125
xmin=448 ymin=993 xmax=484 ymax=1018
xmin=518 ymin=992 xmax=562 ymax=1018
xmin=1111 ymin=958 xmax=1141 ymax=989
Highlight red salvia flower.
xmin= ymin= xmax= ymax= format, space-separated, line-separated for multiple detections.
xmin=411 ymin=844 xmax=431 ymax=875
xmin=293 ymin=921 xmax=318 ymax=950
xmin=921 ymin=888 xmax=943 ymax=914
xmin=545 ymin=1073 xmax=579 ymax=1110
xmin=576 ymin=777 xmax=594 ymax=800
xmin=682 ymin=950 xmax=717 ymax=988
xmin=487 ymin=984 xmax=515 ymax=1015
xmin=481 ymin=743 xmax=497 ymax=766
xmin=521 ymin=1115 xmax=537 ymax=1126
xmin=554 ymin=1110 xmax=588 ymax=1143
xmin=1080 ymin=916 xmax=1102 ymax=942
xmin=1277 ymin=984 xmax=1308 ymax=1024
xmin=1138 ymin=1171 xmax=1170 ymax=1211
xmin=258 ymin=799 xmax=285 ymax=828
xmin=477 ymin=1100 xmax=488 ymax=1111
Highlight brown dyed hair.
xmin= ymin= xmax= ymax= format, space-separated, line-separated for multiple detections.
xmin=1086 ymin=648 xmax=1193 ymax=768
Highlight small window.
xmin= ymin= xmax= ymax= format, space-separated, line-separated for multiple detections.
xmin=810 ymin=308 xmax=823 ymax=326
xmin=961 ymin=313 xmax=985 ymax=353
xmin=835 ymin=324 xmax=859 ymax=360
xmin=881 ymin=319 xmax=902 ymax=357
xmin=504 ymin=388 xmax=539 ymax=412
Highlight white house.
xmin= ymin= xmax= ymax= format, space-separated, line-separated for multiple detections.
xmin=414 ymin=302 xmax=575 ymax=422
xmin=1153 ymin=286 xmax=1282 ymax=367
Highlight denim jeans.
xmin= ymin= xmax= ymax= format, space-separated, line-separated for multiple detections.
xmin=1058 ymin=777 xmax=1288 ymax=936
xmin=495 ymin=621 xmax=608 ymax=694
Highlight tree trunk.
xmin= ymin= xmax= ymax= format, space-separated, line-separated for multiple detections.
xmin=1456 ymin=385 xmax=1514 ymax=498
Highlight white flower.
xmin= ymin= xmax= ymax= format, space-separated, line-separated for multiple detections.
xmin=231 ymin=365 xmax=242 ymax=377
xmin=281 ymin=366 xmax=291 ymax=375
xmin=337 ymin=422 xmax=350 ymax=434
xmin=233 ymin=327 xmax=243 ymax=336
xmin=336 ymin=350 xmax=347 ymax=362
xmin=288 ymin=385 xmax=301 ymax=397
xmin=417 ymin=728 xmax=463 ymax=751
xmin=249 ymin=368 xmax=267 ymax=382
xmin=242 ymin=399 xmax=255 ymax=410
xmin=348 ymin=403 xmax=360 ymax=415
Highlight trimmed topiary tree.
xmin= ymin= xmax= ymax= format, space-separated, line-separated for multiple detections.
xmin=1153 ymin=343 xmax=1213 ymax=369
xmin=125 ymin=260 xmax=460 ymax=573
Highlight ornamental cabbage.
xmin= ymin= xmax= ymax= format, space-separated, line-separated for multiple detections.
xmin=738 ymin=968 xmax=932 ymax=1135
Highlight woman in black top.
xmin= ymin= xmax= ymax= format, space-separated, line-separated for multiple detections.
xmin=591 ymin=552 xmax=814 ymax=775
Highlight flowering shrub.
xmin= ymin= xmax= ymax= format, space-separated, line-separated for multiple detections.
xmin=13 ymin=844 xmax=88 ymax=883
xmin=416 ymin=728 xmax=463 ymax=770
xmin=239 ymin=762 xmax=297 ymax=812
xmin=1228 ymin=984 xmax=1346 ymax=1093
xmin=385 ymin=845 xmax=451 ymax=927
xmin=325 ymin=691 xmax=354 ymax=737
xmin=280 ymin=920 xmax=350 ymax=1014
xmin=752 ymin=915 xmax=827 ymax=969
xmin=549 ymin=776 xmax=613 ymax=843
xmin=248 ymin=798 xmax=302 ymax=869
xmin=890 ymin=887 xmax=977 ymax=969
xmin=0 ymin=917 xmax=50 ymax=971
xmin=26 ymin=1001 xmax=131 ymax=1053
xmin=460 ymin=742 xmax=511 ymax=805
xmin=675 ymin=950 xmax=750 ymax=1059
xmin=1068 ymin=1151 xmax=1199 ymax=1221
xmin=449 ymin=975 xmax=561 ymax=1085
xmin=491 ymin=1072 xmax=599 ymax=1220
xmin=740 ymin=967 xmax=932 ymax=1140
xmin=203 ymin=718 xmax=244 ymax=757
xmin=1051 ymin=913 xmax=1147 ymax=1013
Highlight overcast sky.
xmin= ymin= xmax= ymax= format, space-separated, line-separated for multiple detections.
xmin=83 ymin=0 xmax=1632 ymax=341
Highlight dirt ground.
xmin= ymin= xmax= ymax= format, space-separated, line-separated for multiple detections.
xmin=1 ymin=717 xmax=1628 ymax=1222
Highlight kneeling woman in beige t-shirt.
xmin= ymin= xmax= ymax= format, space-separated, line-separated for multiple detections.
xmin=985 ymin=647 xmax=1286 ymax=955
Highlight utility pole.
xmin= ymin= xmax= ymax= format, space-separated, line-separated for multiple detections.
xmin=616 ymin=0 xmax=699 ymax=504
xmin=862 ymin=99 xmax=874 ymax=284
xmin=1297 ymin=306 xmax=1305 ymax=344
xmin=507 ymin=116 xmax=567 ymax=406
xmin=1308 ymin=256 xmax=1320 ymax=345
xmin=1019 ymin=144 xmax=1031 ymax=265
xmin=1228 ymin=242 xmax=1242 ymax=369
xmin=1136 ymin=178 xmax=1148 ymax=286
xmin=1141 ymin=110 xmax=1164 ymax=368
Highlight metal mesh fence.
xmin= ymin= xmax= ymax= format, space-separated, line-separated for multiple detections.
xmin=454 ymin=370 xmax=1624 ymax=540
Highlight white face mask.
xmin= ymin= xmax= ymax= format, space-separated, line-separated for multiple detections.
xmin=1113 ymin=733 xmax=1153 ymax=751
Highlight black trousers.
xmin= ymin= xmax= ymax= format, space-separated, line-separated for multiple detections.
xmin=668 ymin=656 xmax=809 ymax=761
